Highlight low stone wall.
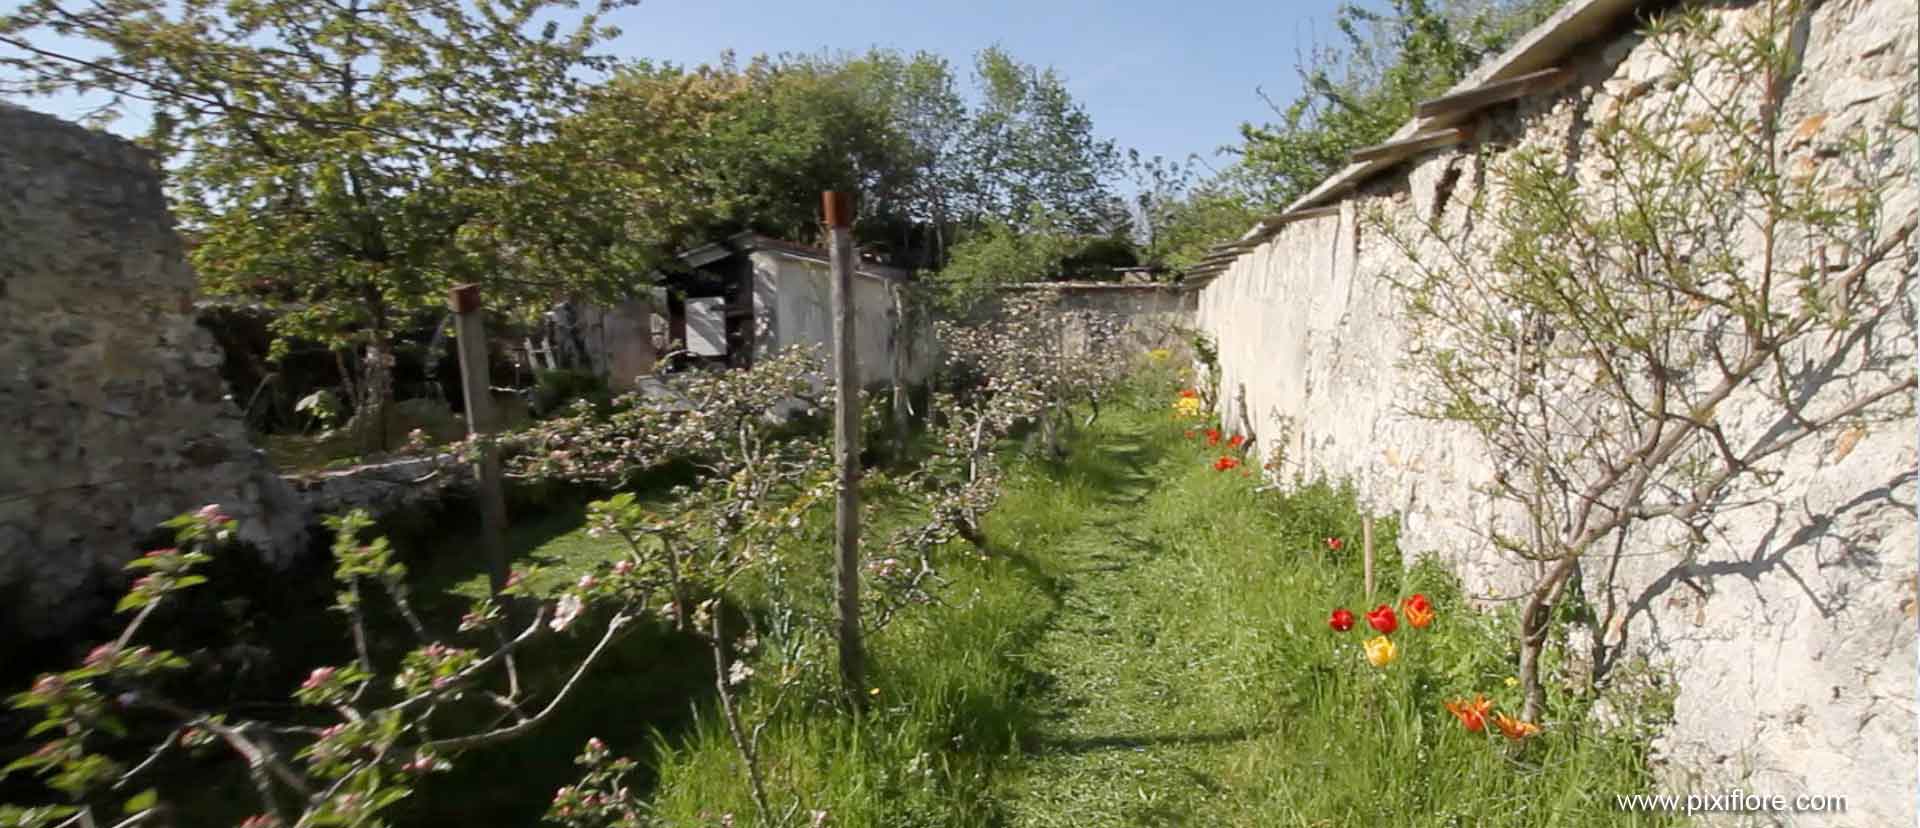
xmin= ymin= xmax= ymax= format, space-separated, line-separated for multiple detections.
xmin=1192 ymin=1 xmax=1917 ymax=821
xmin=0 ymin=104 xmax=308 ymax=645
xmin=996 ymin=282 xmax=1200 ymax=360
xmin=284 ymin=455 xmax=473 ymax=522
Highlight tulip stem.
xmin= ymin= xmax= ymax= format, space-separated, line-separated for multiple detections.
xmin=1361 ymin=516 xmax=1375 ymax=603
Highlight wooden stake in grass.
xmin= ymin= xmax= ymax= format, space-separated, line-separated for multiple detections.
xmin=449 ymin=284 xmax=510 ymax=594
xmin=825 ymin=191 xmax=867 ymax=701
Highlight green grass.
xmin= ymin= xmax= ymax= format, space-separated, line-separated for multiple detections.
xmin=633 ymin=390 xmax=1679 ymax=827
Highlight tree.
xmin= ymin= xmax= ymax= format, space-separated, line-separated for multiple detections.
xmin=0 ymin=0 xmax=636 ymax=451
xmin=563 ymin=46 xmax=1121 ymax=271
xmin=959 ymin=47 xmax=1122 ymax=235
xmin=1231 ymin=0 xmax=1562 ymax=209
xmin=931 ymin=210 xmax=1079 ymax=310
xmin=1125 ymin=151 xmax=1263 ymax=270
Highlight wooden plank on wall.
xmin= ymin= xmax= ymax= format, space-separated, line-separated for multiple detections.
xmin=1349 ymin=128 xmax=1471 ymax=165
xmin=1414 ymin=66 xmax=1575 ymax=119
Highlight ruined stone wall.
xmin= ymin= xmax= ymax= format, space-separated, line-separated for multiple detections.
xmin=0 ymin=104 xmax=307 ymax=648
xmin=1195 ymin=0 xmax=1916 ymax=821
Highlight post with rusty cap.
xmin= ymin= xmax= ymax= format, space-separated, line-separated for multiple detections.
xmin=449 ymin=284 xmax=511 ymax=594
xmin=824 ymin=191 xmax=867 ymax=700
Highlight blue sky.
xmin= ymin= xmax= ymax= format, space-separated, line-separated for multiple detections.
xmin=4 ymin=0 xmax=1370 ymax=177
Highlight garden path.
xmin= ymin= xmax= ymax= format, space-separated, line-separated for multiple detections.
xmin=992 ymin=428 xmax=1262 ymax=826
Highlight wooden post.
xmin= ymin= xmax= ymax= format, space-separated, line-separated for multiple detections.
xmin=825 ymin=191 xmax=866 ymax=699
xmin=449 ymin=284 xmax=511 ymax=594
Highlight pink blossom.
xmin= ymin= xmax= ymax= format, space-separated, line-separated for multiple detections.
xmin=577 ymin=574 xmax=597 ymax=591
xmin=143 ymin=547 xmax=177 ymax=558
xmin=612 ymin=560 xmax=635 ymax=576
xmin=551 ymin=594 xmax=584 ymax=632
xmin=84 ymin=644 xmax=119 ymax=666
xmin=302 ymin=666 xmax=336 ymax=690
xmin=195 ymin=504 xmax=230 ymax=524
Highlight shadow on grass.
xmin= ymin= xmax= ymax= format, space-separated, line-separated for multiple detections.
xmin=1032 ymin=725 xmax=1275 ymax=757
xmin=392 ymin=613 xmax=716 ymax=827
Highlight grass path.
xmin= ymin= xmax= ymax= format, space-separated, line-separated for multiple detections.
xmin=974 ymin=408 xmax=1672 ymax=827
xmin=632 ymin=398 xmax=1673 ymax=827
xmin=991 ymin=421 xmax=1260 ymax=826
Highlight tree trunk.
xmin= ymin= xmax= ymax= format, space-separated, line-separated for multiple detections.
xmin=353 ymin=330 xmax=395 ymax=454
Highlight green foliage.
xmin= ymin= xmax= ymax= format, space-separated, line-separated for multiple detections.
xmin=1231 ymin=0 xmax=1563 ymax=209
xmin=1107 ymin=0 xmax=1558 ymax=272
xmin=931 ymin=213 xmax=1079 ymax=310
xmin=1059 ymin=235 xmax=1140 ymax=278
xmin=532 ymin=369 xmax=613 ymax=419
xmin=294 ymin=389 xmax=348 ymax=432
xmin=961 ymin=47 xmax=1125 ymax=235
xmin=559 ymin=46 xmax=1121 ymax=271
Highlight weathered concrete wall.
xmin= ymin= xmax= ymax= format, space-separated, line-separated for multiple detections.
xmin=751 ymin=253 xmax=937 ymax=385
xmin=570 ymin=298 xmax=656 ymax=390
xmin=1195 ymin=0 xmax=1916 ymax=822
xmin=0 ymin=104 xmax=308 ymax=646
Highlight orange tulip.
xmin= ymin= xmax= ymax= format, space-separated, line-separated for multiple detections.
xmin=1401 ymin=593 xmax=1435 ymax=629
xmin=1494 ymin=713 xmax=1541 ymax=741
xmin=1444 ymin=695 xmax=1493 ymax=733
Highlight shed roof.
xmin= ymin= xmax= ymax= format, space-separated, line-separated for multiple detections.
xmin=677 ymin=232 xmax=910 ymax=282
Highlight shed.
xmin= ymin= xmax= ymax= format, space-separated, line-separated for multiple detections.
xmin=564 ymin=232 xmax=935 ymax=391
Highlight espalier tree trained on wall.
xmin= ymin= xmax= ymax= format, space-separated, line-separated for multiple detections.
xmin=1377 ymin=0 xmax=1916 ymax=722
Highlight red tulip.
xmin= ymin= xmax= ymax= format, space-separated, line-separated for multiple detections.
xmin=1213 ymin=456 xmax=1241 ymax=472
xmin=1365 ymin=604 xmax=1398 ymax=634
xmin=1329 ymin=608 xmax=1355 ymax=632
xmin=1228 ymin=434 xmax=1245 ymax=449
xmin=1205 ymin=429 xmax=1222 ymax=446
xmin=1325 ymin=537 xmax=1344 ymax=552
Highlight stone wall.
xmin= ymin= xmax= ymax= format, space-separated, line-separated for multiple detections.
xmin=997 ymin=282 xmax=1200 ymax=360
xmin=1193 ymin=0 xmax=1916 ymax=822
xmin=0 ymin=104 xmax=308 ymax=647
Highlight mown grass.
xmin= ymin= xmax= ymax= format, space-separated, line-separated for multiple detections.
xmin=632 ymin=388 xmax=1678 ymax=827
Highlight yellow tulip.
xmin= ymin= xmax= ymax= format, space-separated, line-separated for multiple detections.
xmin=1363 ymin=635 xmax=1397 ymax=667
